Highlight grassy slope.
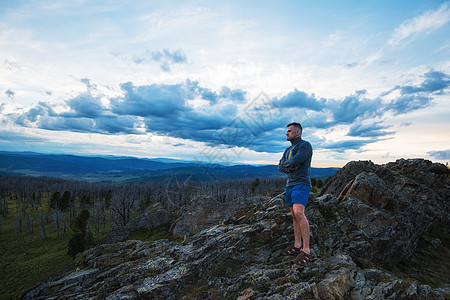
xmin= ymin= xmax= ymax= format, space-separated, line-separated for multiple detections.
xmin=0 ymin=200 xmax=74 ymax=299
xmin=0 ymin=196 xmax=178 ymax=299
xmin=383 ymin=223 xmax=450 ymax=288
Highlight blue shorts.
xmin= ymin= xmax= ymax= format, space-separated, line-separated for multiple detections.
xmin=285 ymin=184 xmax=311 ymax=207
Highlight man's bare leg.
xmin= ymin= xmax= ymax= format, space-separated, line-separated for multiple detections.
xmin=290 ymin=206 xmax=302 ymax=249
xmin=292 ymin=203 xmax=310 ymax=254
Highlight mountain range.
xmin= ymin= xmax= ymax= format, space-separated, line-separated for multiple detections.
xmin=0 ymin=151 xmax=339 ymax=182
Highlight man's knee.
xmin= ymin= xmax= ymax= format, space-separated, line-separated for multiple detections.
xmin=292 ymin=204 xmax=306 ymax=219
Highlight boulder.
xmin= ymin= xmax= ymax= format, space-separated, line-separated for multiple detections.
xmin=338 ymin=171 xmax=393 ymax=206
xmin=320 ymin=160 xmax=377 ymax=197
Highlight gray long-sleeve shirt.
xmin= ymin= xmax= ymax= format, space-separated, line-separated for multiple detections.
xmin=278 ymin=136 xmax=313 ymax=187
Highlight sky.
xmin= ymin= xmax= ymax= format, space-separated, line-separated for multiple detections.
xmin=0 ymin=0 xmax=449 ymax=167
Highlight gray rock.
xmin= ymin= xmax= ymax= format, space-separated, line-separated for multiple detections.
xmin=23 ymin=159 xmax=449 ymax=299
xmin=129 ymin=205 xmax=175 ymax=230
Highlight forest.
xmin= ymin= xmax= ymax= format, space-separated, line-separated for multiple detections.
xmin=0 ymin=172 xmax=329 ymax=298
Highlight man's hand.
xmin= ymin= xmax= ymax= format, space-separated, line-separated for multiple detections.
xmin=289 ymin=165 xmax=300 ymax=171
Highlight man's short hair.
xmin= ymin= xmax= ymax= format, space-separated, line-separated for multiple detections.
xmin=287 ymin=122 xmax=302 ymax=132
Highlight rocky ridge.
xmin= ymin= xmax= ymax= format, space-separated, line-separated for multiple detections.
xmin=23 ymin=159 xmax=449 ymax=299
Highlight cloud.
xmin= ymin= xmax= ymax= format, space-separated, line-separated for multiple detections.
xmin=0 ymin=130 xmax=47 ymax=143
xmin=428 ymin=149 xmax=449 ymax=160
xmin=111 ymin=81 xmax=188 ymax=117
xmin=133 ymin=48 xmax=187 ymax=72
xmin=37 ymin=117 xmax=97 ymax=133
xmin=159 ymin=49 xmax=187 ymax=64
xmin=65 ymin=93 xmax=105 ymax=118
xmin=219 ymin=86 xmax=246 ymax=102
xmin=80 ymin=78 xmax=98 ymax=92
xmin=21 ymin=102 xmax=57 ymax=123
xmin=387 ymin=95 xmax=432 ymax=115
xmin=301 ymin=113 xmax=332 ymax=129
xmin=8 ymin=80 xmax=246 ymax=139
xmin=318 ymin=139 xmax=378 ymax=153
xmin=395 ymin=70 xmax=450 ymax=95
xmin=95 ymin=115 xmax=143 ymax=134
xmin=389 ymin=2 xmax=450 ymax=46
xmin=5 ymin=89 xmax=15 ymax=98
xmin=347 ymin=122 xmax=394 ymax=138
xmin=5 ymin=69 xmax=447 ymax=155
xmin=3 ymin=59 xmax=19 ymax=71
xmin=273 ymin=90 xmax=325 ymax=111
xmin=13 ymin=102 xmax=58 ymax=127
xmin=385 ymin=70 xmax=449 ymax=114
xmin=328 ymin=90 xmax=382 ymax=124
xmin=183 ymin=80 xmax=246 ymax=103
xmin=270 ymin=89 xmax=384 ymax=131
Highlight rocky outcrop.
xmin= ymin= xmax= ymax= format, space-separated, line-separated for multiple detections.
xmin=170 ymin=196 xmax=268 ymax=238
xmin=319 ymin=158 xmax=449 ymax=263
xmin=321 ymin=158 xmax=449 ymax=205
xmin=129 ymin=204 xmax=175 ymax=231
xmin=101 ymin=204 xmax=176 ymax=244
xmin=24 ymin=159 xmax=449 ymax=299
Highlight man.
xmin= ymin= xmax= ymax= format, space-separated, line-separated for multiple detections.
xmin=278 ymin=122 xmax=313 ymax=265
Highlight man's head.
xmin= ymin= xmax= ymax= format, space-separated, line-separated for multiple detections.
xmin=286 ymin=122 xmax=302 ymax=141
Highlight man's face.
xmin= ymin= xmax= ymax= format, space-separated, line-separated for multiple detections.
xmin=286 ymin=125 xmax=301 ymax=141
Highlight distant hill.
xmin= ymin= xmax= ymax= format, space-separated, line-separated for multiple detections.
xmin=0 ymin=151 xmax=339 ymax=182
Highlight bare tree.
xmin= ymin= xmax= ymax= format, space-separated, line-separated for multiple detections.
xmin=14 ymin=215 xmax=23 ymax=232
xmin=110 ymin=188 xmax=136 ymax=226
xmin=53 ymin=210 xmax=61 ymax=237
xmin=1 ymin=196 xmax=8 ymax=217
xmin=40 ymin=210 xmax=47 ymax=239
xmin=26 ymin=214 xmax=34 ymax=234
